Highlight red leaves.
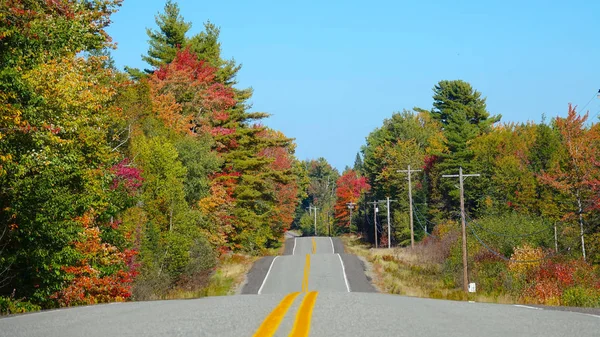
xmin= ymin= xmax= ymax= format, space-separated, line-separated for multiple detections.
xmin=51 ymin=267 xmax=136 ymax=307
xmin=52 ymin=226 xmax=138 ymax=307
xmin=521 ymin=259 xmax=595 ymax=304
xmin=154 ymin=49 xmax=215 ymax=83
xmin=260 ymin=143 xmax=298 ymax=231
xmin=210 ymin=127 xmax=236 ymax=136
xmin=110 ymin=158 xmax=143 ymax=194
xmin=149 ymin=48 xmax=236 ymax=135
xmin=334 ymin=170 xmax=370 ymax=226
xmin=423 ymin=155 xmax=438 ymax=172
xmin=539 ymin=104 xmax=600 ymax=216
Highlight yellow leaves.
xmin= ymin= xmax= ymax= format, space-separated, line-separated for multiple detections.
xmin=198 ymin=183 xmax=228 ymax=214
xmin=509 ymin=244 xmax=544 ymax=275
xmin=0 ymin=91 xmax=23 ymax=129
xmin=23 ymin=56 xmax=118 ymax=119
xmin=149 ymin=90 xmax=188 ymax=133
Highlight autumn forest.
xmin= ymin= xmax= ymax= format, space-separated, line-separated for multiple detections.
xmin=1 ymin=0 xmax=600 ymax=313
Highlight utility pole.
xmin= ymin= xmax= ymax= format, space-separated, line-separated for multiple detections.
xmin=554 ymin=222 xmax=558 ymax=253
xmin=346 ymin=202 xmax=356 ymax=230
xmin=307 ymin=206 xmax=319 ymax=236
xmin=377 ymin=197 xmax=397 ymax=249
xmin=387 ymin=197 xmax=391 ymax=249
xmin=367 ymin=201 xmax=380 ymax=248
xmin=442 ymin=167 xmax=480 ymax=293
xmin=314 ymin=206 xmax=318 ymax=236
xmin=398 ymin=165 xmax=422 ymax=248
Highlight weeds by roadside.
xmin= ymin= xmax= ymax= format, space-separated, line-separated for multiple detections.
xmin=341 ymin=233 xmax=600 ymax=307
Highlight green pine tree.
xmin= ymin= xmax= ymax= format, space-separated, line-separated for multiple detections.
xmin=353 ymin=153 xmax=364 ymax=174
xmin=430 ymin=80 xmax=501 ymax=215
xmin=142 ymin=0 xmax=191 ymax=70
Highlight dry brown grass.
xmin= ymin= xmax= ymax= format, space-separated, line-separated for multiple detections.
xmin=163 ymin=253 xmax=257 ymax=300
xmin=341 ymin=234 xmax=518 ymax=304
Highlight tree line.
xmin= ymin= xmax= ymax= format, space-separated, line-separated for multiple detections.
xmin=0 ymin=0 xmax=304 ymax=311
xmin=344 ymin=79 xmax=600 ymax=305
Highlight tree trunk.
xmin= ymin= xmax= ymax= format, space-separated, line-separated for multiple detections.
xmin=576 ymin=192 xmax=586 ymax=261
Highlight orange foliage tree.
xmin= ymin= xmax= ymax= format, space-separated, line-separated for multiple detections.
xmin=260 ymin=131 xmax=300 ymax=234
xmin=539 ymin=104 xmax=600 ymax=261
xmin=334 ymin=170 xmax=370 ymax=229
xmin=148 ymin=48 xmax=236 ymax=137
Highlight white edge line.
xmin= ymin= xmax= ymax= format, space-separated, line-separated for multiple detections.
xmin=337 ymin=253 xmax=351 ymax=292
xmin=514 ymin=305 xmax=543 ymax=310
xmin=329 ymin=237 xmax=335 ymax=254
xmin=292 ymin=237 xmax=297 ymax=255
xmin=584 ymin=313 xmax=600 ymax=319
xmin=257 ymin=256 xmax=278 ymax=294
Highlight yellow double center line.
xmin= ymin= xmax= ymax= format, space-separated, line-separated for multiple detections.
xmin=253 ymin=291 xmax=319 ymax=337
xmin=289 ymin=291 xmax=319 ymax=337
xmin=302 ymin=254 xmax=310 ymax=292
xmin=252 ymin=292 xmax=300 ymax=336
xmin=254 ymin=243 xmax=319 ymax=337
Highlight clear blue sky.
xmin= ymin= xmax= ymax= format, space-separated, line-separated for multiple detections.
xmin=106 ymin=0 xmax=600 ymax=171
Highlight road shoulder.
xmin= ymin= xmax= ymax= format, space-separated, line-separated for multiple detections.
xmin=339 ymin=254 xmax=376 ymax=293
xmin=331 ymin=237 xmax=345 ymax=254
xmin=240 ymin=256 xmax=276 ymax=294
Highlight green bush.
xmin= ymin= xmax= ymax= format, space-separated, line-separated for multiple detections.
xmin=470 ymin=213 xmax=553 ymax=257
xmin=0 ymin=296 xmax=41 ymax=315
xmin=474 ymin=260 xmax=508 ymax=294
xmin=561 ymin=286 xmax=600 ymax=308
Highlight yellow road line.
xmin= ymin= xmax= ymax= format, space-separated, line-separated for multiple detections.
xmin=302 ymin=254 xmax=311 ymax=292
xmin=311 ymin=238 xmax=316 ymax=253
xmin=288 ymin=291 xmax=319 ymax=337
xmin=253 ymin=292 xmax=300 ymax=337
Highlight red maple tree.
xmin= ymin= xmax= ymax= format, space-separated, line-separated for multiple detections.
xmin=334 ymin=170 xmax=370 ymax=228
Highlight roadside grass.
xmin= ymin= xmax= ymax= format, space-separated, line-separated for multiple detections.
xmin=164 ymin=253 xmax=258 ymax=299
xmin=164 ymin=233 xmax=287 ymax=300
xmin=341 ymin=234 xmax=516 ymax=304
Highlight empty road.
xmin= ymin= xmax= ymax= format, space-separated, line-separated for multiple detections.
xmin=1 ymin=236 xmax=598 ymax=336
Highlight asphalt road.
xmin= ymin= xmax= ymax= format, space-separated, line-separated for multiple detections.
xmin=1 ymin=236 xmax=599 ymax=336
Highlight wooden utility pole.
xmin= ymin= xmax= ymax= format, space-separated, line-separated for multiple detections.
xmin=367 ymin=201 xmax=380 ymax=248
xmin=442 ymin=167 xmax=480 ymax=293
xmin=398 ymin=165 xmax=422 ymax=248
xmin=307 ymin=206 xmax=319 ymax=236
xmin=377 ymin=197 xmax=397 ymax=249
xmin=554 ymin=222 xmax=558 ymax=253
xmin=346 ymin=202 xmax=356 ymax=230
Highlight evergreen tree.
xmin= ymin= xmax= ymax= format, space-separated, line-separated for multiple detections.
xmin=353 ymin=153 xmax=364 ymax=174
xmin=142 ymin=0 xmax=191 ymax=70
xmin=430 ymin=80 xmax=500 ymax=215
xmin=431 ymin=80 xmax=500 ymax=154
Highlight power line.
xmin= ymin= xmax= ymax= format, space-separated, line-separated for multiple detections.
xmin=464 ymin=212 xmax=553 ymax=239
xmin=413 ymin=206 xmax=439 ymax=227
xmin=442 ymin=167 xmax=480 ymax=293
xmin=378 ymin=197 xmax=397 ymax=249
xmin=398 ymin=165 xmax=422 ymax=248
xmin=466 ymin=219 xmax=563 ymax=263
xmin=412 ymin=204 xmax=438 ymax=239
xmin=578 ymin=90 xmax=599 ymax=115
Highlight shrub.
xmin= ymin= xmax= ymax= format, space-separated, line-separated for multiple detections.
xmin=0 ymin=296 xmax=41 ymax=315
xmin=520 ymin=258 xmax=600 ymax=306
xmin=472 ymin=213 xmax=552 ymax=257
xmin=508 ymin=244 xmax=544 ymax=276
xmin=472 ymin=250 xmax=508 ymax=294
xmin=561 ymin=286 xmax=600 ymax=307
xmin=382 ymin=255 xmax=395 ymax=262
